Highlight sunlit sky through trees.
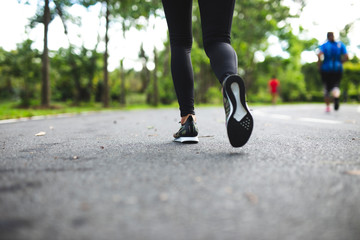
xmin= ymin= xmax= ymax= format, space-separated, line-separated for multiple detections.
xmin=1 ymin=0 xmax=359 ymax=71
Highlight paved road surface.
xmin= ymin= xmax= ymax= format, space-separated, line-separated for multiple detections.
xmin=1 ymin=104 xmax=360 ymax=240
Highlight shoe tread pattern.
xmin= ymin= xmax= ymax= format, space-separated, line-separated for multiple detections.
xmin=223 ymin=75 xmax=253 ymax=147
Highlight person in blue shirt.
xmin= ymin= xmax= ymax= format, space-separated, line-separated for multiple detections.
xmin=317 ymin=32 xmax=348 ymax=112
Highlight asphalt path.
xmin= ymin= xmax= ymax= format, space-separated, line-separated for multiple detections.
xmin=1 ymin=104 xmax=360 ymax=240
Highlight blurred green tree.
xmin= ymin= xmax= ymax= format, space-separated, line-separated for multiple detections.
xmin=81 ymin=0 xmax=162 ymax=107
xmin=23 ymin=0 xmax=84 ymax=107
xmin=0 ymin=48 xmax=16 ymax=100
xmin=343 ymin=58 xmax=360 ymax=102
xmin=6 ymin=40 xmax=41 ymax=107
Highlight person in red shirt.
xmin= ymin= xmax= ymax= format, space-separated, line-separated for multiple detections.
xmin=268 ymin=76 xmax=280 ymax=104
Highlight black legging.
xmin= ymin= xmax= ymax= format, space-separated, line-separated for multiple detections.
xmin=162 ymin=0 xmax=238 ymax=117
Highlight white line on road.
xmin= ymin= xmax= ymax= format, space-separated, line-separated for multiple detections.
xmin=0 ymin=119 xmax=23 ymax=124
xmin=298 ymin=118 xmax=341 ymax=124
xmin=269 ymin=114 xmax=292 ymax=120
xmin=253 ymin=110 xmax=343 ymax=124
xmin=0 ymin=112 xmax=99 ymax=125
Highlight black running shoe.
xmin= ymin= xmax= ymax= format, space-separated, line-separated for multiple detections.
xmin=222 ymin=75 xmax=253 ymax=147
xmin=334 ymin=98 xmax=340 ymax=111
xmin=173 ymin=115 xmax=199 ymax=143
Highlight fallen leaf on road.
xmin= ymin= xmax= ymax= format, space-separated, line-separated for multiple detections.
xmin=80 ymin=202 xmax=90 ymax=211
xmin=112 ymin=194 xmax=122 ymax=203
xmin=195 ymin=176 xmax=202 ymax=183
xmin=225 ymin=186 xmax=233 ymax=194
xmin=35 ymin=131 xmax=46 ymax=136
xmin=245 ymin=192 xmax=258 ymax=204
xmin=159 ymin=192 xmax=169 ymax=202
xmin=345 ymin=120 xmax=356 ymax=124
xmin=345 ymin=170 xmax=360 ymax=176
xmin=198 ymin=135 xmax=214 ymax=138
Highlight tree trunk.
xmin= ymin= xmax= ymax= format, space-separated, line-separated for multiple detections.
xmin=22 ymin=78 xmax=30 ymax=108
xmin=163 ymin=43 xmax=170 ymax=77
xmin=244 ymin=68 xmax=255 ymax=94
xmin=71 ymin=60 xmax=81 ymax=105
xmin=41 ymin=0 xmax=50 ymax=107
xmin=87 ymin=52 xmax=96 ymax=102
xmin=153 ymin=48 xmax=159 ymax=106
xmin=145 ymin=68 xmax=151 ymax=104
xmin=119 ymin=59 xmax=126 ymax=105
xmin=103 ymin=0 xmax=110 ymax=108
xmin=5 ymin=77 xmax=13 ymax=96
xmin=139 ymin=44 xmax=149 ymax=93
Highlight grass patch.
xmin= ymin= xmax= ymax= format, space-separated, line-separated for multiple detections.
xmin=0 ymin=102 xmax=87 ymax=120
xmin=3 ymin=99 xmax=349 ymax=121
xmin=0 ymin=101 xmax=108 ymax=120
xmin=0 ymin=100 xmax=180 ymax=120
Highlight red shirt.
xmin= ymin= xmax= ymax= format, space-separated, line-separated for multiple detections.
xmin=269 ymin=78 xmax=279 ymax=93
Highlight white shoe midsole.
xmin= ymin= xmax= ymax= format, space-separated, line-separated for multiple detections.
xmin=173 ymin=136 xmax=199 ymax=143
xmin=230 ymin=82 xmax=247 ymax=122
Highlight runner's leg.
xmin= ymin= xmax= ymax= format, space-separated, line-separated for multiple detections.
xmin=162 ymin=0 xmax=194 ymax=117
xmin=199 ymin=0 xmax=238 ymax=84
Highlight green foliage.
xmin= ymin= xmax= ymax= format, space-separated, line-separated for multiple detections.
xmin=155 ymin=42 xmax=177 ymax=105
xmin=339 ymin=23 xmax=354 ymax=46
xmin=0 ymin=48 xmax=15 ymax=99
xmin=300 ymin=59 xmax=360 ymax=102
xmin=301 ymin=62 xmax=323 ymax=101
xmin=279 ymin=66 xmax=307 ymax=101
xmin=159 ymin=75 xmax=177 ymax=104
xmin=231 ymin=0 xmax=291 ymax=87
xmin=204 ymin=86 xmax=222 ymax=105
xmin=3 ymin=0 xmax=358 ymax=115
xmin=0 ymin=100 xmax=105 ymax=120
xmin=256 ymin=55 xmax=309 ymax=103
xmin=0 ymin=40 xmax=41 ymax=107
xmin=28 ymin=0 xmax=82 ymax=29
xmin=343 ymin=61 xmax=360 ymax=101
xmin=302 ymin=62 xmax=322 ymax=92
xmin=51 ymin=46 xmax=102 ymax=103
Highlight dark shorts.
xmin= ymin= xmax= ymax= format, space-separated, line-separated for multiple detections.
xmin=321 ymin=71 xmax=342 ymax=96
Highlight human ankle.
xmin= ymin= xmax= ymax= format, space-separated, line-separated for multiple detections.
xmin=181 ymin=114 xmax=196 ymax=124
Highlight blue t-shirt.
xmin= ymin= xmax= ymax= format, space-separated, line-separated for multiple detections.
xmin=319 ymin=41 xmax=347 ymax=72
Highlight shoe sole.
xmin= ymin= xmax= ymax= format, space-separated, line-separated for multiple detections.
xmin=173 ymin=136 xmax=199 ymax=143
xmin=223 ymin=75 xmax=253 ymax=147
